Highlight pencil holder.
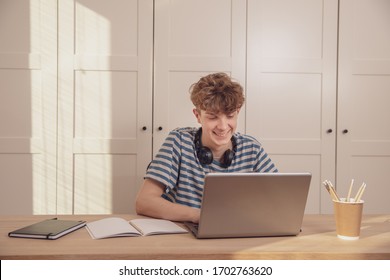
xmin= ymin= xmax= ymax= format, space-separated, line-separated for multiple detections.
xmin=333 ymin=198 xmax=364 ymax=240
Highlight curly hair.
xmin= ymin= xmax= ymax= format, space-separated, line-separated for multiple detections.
xmin=189 ymin=72 xmax=245 ymax=114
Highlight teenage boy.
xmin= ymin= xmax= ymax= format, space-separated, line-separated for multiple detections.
xmin=136 ymin=72 xmax=277 ymax=223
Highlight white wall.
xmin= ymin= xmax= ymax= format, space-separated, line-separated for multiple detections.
xmin=1 ymin=0 xmax=389 ymax=215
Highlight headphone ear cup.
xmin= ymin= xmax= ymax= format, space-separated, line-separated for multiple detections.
xmin=221 ymin=149 xmax=234 ymax=168
xmin=198 ymin=147 xmax=213 ymax=165
xmin=194 ymin=128 xmax=236 ymax=167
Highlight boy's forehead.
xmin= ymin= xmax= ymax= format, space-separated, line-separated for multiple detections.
xmin=202 ymin=109 xmax=236 ymax=115
xmin=204 ymin=110 xmax=219 ymax=115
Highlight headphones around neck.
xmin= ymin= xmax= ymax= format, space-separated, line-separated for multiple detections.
xmin=194 ymin=128 xmax=236 ymax=168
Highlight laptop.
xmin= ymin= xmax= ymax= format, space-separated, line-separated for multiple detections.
xmin=185 ymin=172 xmax=311 ymax=239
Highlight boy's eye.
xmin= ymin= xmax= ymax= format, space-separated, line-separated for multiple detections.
xmin=204 ymin=112 xmax=216 ymax=118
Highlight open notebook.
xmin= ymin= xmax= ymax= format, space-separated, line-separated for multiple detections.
xmin=186 ymin=172 xmax=311 ymax=239
xmin=86 ymin=217 xmax=187 ymax=239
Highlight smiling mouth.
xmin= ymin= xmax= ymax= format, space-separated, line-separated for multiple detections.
xmin=213 ymin=131 xmax=230 ymax=137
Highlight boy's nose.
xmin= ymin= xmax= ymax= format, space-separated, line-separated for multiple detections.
xmin=217 ymin=116 xmax=229 ymax=129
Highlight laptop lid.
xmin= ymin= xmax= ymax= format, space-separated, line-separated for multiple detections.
xmin=191 ymin=172 xmax=311 ymax=239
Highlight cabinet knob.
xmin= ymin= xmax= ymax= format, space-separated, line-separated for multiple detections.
xmin=158 ymin=126 xmax=163 ymax=131
xmin=327 ymin=129 xmax=333 ymax=134
xmin=342 ymin=129 xmax=349 ymax=134
xmin=142 ymin=126 xmax=147 ymax=131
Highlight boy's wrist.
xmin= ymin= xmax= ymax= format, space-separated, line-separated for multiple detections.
xmin=190 ymin=208 xmax=201 ymax=223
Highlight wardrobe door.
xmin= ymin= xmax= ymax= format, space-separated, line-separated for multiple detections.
xmin=58 ymin=0 xmax=153 ymax=214
xmin=153 ymin=0 xmax=247 ymax=155
xmin=0 ymin=0 xmax=57 ymax=214
xmin=246 ymin=0 xmax=339 ymax=213
xmin=337 ymin=0 xmax=390 ymax=213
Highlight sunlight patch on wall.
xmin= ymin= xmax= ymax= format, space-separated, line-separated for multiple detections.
xmin=73 ymin=1 xmax=113 ymax=213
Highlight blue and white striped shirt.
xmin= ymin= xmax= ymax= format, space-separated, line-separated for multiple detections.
xmin=145 ymin=127 xmax=278 ymax=208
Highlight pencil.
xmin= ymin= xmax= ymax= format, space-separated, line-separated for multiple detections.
xmin=322 ymin=180 xmax=330 ymax=193
xmin=355 ymin=183 xmax=366 ymax=202
xmin=347 ymin=179 xmax=354 ymax=202
xmin=323 ymin=180 xmax=339 ymax=201
xmin=327 ymin=180 xmax=340 ymax=201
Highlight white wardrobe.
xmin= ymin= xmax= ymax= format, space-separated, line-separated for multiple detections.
xmin=1 ymin=0 xmax=389 ymax=215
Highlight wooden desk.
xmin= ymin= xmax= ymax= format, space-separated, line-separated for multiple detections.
xmin=1 ymin=215 xmax=389 ymax=260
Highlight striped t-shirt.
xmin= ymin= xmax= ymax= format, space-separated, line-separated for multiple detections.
xmin=145 ymin=127 xmax=278 ymax=208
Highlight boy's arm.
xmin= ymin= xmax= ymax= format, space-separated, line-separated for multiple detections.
xmin=135 ymin=178 xmax=200 ymax=223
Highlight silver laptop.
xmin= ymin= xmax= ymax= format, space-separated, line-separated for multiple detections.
xmin=186 ymin=172 xmax=311 ymax=239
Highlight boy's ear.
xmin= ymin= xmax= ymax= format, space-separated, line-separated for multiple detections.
xmin=193 ymin=108 xmax=201 ymax=123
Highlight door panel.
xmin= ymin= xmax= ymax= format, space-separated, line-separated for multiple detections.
xmin=337 ymin=0 xmax=390 ymax=213
xmin=246 ymin=0 xmax=338 ymax=213
xmin=58 ymin=0 xmax=153 ymax=214
xmin=153 ymin=0 xmax=247 ymax=155
xmin=0 ymin=0 xmax=57 ymax=214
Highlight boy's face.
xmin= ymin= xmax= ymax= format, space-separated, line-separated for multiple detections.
xmin=193 ymin=108 xmax=239 ymax=151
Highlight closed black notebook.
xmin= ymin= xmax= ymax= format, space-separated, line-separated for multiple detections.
xmin=8 ymin=218 xmax=86 ymax=240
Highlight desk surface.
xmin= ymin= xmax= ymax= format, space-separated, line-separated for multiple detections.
xmin=1 ymin=214 xmax=389 ymax=260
